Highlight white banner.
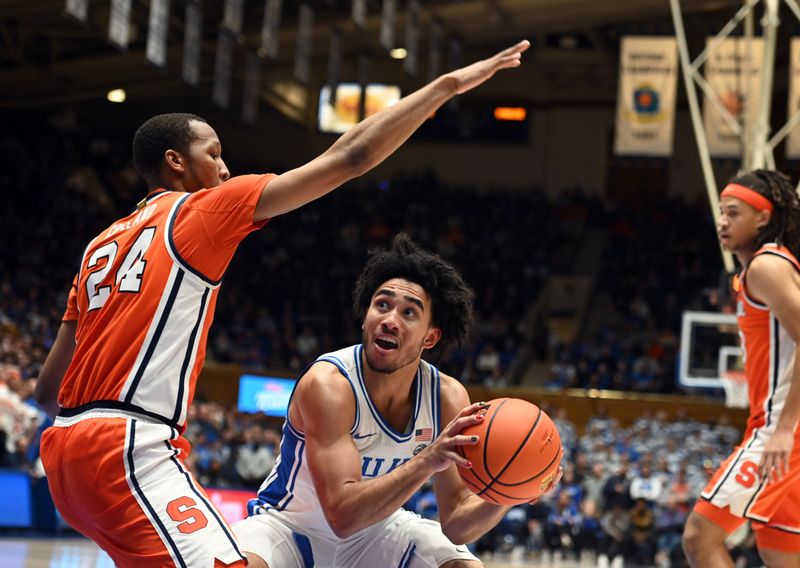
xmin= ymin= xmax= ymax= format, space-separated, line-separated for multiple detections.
xmin=242 ymin=52 xmax=261 ymax=126
xmin=212 ymin=30 xmax=234 ymax=109
xmin=403 ymin=0 xmax=421 ymax=76
xmin=352 ymin=0 xmax=367 ymax=29
xmin=380 ymin=0 xmax=396 ymax=51
xmin=703 ymin=37 xmax=764 ymax=157
xmin=613 ymin=36 xmax=678 ymax=157
xmin=787 ymin=38 xmax=800 ymax=158
xmin=146 ymin=0 xmax=170 ymax=68
xmin=261 ymin=0 xmax=282 ymax=59
xmin=294 ymin=4 xmax=314 ymax=85
xmin=223 ymin=0 xmax=245 ymax=35
xmin=108 ymin=0 xmax=132 ymax=50
xmin=65 ymin=0 xmax=88 ymax=23
xmin=182 ymin=1 xmax=202 ymax=86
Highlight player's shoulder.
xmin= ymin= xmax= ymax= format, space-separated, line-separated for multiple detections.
xmin=296 ymin=360 xmax=356 ymax=404
xmin=437 ymin=372 xmax=471 ymax=414
xmin=748 ymin=249 xmax=799 ymax=281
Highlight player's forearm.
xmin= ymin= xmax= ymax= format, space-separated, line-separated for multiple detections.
xmin=323 ymin=455 xmax=439 ymax=539
xmin=322 ymin=76 xmax=457 ymax=177
xmin=34 ymin=321 xmax=76 ymax=419
xmin=439 ymin=494 xmax=509 ymax=545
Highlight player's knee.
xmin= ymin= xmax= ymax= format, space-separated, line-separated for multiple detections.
xmin=243 ymin=551 xmax=270 ymax=568
xmin=757 ymin=548 xmax=799 ymax=568
xmin=681 ymin=516 xmax=708 ymax=559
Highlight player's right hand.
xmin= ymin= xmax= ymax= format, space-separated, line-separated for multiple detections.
xmin=419 ymin=401 xmax=486 ymax=473
xmin=444 ymin=40 xmax=531 ymax=95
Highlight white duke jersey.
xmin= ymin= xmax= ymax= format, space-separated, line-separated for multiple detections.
xmin=247 ymin=344 xmax=443 ymax=540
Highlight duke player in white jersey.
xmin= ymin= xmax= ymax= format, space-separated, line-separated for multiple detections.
xmin=235 ymin=234 xmax=554 ymax=567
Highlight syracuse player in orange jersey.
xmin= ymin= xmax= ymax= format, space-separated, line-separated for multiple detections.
xmin=32 ymin=40 xmax=532 ymax=568
xmin=682 ymin=169 xmax=800 ymax=567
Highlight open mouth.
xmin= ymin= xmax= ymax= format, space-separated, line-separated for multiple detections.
xmin=375 ymin=336 xmax=399 ymax=350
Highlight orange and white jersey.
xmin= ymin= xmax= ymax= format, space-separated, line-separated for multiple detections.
xmin=58 ymin=174 xmax=273 ymax=430
xmin=737 ymin=243 xmax=800 ymax=439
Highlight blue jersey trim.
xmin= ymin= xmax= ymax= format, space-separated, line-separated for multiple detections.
xmin=354 ymin=344 xmax=421 ymax=443
xmin=293 ymin=532 xmax=315 ymax=568
xmin=256 ymin=423 xmax=306 ymax=510
xmin=316 ymin=355 xmax=360 ymax=435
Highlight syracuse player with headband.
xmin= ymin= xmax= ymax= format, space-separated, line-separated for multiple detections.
xmin=683 ymin=169 xmax=800 ymax=567
xmin=33 ymin=40 xmax=531 ymax=568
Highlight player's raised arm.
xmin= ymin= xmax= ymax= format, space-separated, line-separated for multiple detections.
xmin=253 ymin=40 xmax=531 ymax=221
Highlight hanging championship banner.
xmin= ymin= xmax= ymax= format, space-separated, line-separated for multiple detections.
xmin=242 ymin=52 xmax=261 ymax=126
xmin=328 ymin=28 xmax=343 ymax=105
xmin=352 ymin=0 xmax=367 ymax=29
xmin=294 ymin=4 xmax=314 ymax=85
xmin=223 ymin=0 xmax=244 ymax=35
xmin=65 ymin=0 xmax=88 ymax=23
xmin=380 ymin=0 xmax=396 ymax=51
xmin=108 ymin=0 xmax=132 ymax=49
xmin=613 ymin=36 xmax=678 ymax=157
xmin=428 ymin=18 xmax=443 ymax=82
xmin=146 ymin=0 xmax=170 ymax=68
xmin=212 ymin=30 xmax=234 ymax=109
xmin=261 ymin=0 xmax=282 ymax=59
xmin=403 ymin=0 xmax=421 ymax=76
xmin=786 ymin=38 xmax=800 ymax=158
xmin=182 ymin=1 xmax=202 ymax=86
xmin=703 ymin=37 xmax=764 ymax=157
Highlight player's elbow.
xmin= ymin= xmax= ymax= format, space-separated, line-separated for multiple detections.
xmin=440 ymin=523 xmax=471 ymax=546
xmin=33 ymin=377 xmax=53 ymax=406
xmin=335 ymin=140 xmax=372 ymax=178
xmin=323 ymin=507 xmax=358 ymax=539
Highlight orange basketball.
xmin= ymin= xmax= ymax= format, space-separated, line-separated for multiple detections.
xmin=457 ymin=398 xmax=563 ymax=505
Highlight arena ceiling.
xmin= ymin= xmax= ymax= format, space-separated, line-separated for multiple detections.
xmin=0 ymin=0 xmax=743 ymax=111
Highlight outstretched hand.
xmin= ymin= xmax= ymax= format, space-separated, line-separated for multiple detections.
xmin=445 ymin=40 xmax=531 ymax=95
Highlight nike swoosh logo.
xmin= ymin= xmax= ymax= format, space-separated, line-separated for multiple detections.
xmin=353 ymin=432 xmax=378 ymax=440
xmin=455 ymin=546 xmax=469 ymax=553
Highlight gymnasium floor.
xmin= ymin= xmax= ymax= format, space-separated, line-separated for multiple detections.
xmin=0 ymin=536 xmax=600 ymax=567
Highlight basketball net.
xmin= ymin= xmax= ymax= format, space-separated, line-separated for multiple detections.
xmin=720 ymin=370 xmax=748 ymax=409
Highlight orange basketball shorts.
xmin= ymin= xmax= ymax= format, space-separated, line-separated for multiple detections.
xmin=41 ymin=409 xmax=246 ymax=567
xmin=695 ymin=429 xmax=800 ymax=553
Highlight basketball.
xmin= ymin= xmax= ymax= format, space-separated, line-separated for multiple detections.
xmin=457 ymin=398 xmax=563 ymax=505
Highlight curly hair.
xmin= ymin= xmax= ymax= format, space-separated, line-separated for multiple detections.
xmin=729 ymin=169 xmax=800 ymax=259
xmin=132 ymin=113 xmax=207 ymax=186
xmin=353 ymin=233 xmax=474 ymax=354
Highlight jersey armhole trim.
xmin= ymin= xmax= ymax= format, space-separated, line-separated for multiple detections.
xmin=314 ymin=355 xmax=360 ymax=435
xmin=165 ymin=194 xmax=223 ymax=288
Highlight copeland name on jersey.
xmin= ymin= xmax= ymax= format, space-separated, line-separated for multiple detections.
xmin=248 ymin=344 xmax=443 ymax=538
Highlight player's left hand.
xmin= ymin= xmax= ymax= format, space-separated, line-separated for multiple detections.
xmin=444 ymin=40 xmax=531 ymax=95
xmin=760 ymin=429 xmax=793 ymax=483
xmin=528 ymin=466 xmax=563 ymax=504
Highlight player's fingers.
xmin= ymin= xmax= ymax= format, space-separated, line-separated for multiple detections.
xmin=456 ymin=401 xmax=486 ymax=418
xmin=498 ymin=40 xmax=531 ymax=57
xmin=447 ymin=413 xmax=485 ymax=435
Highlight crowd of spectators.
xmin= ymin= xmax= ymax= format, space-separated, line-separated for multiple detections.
xmin=546 ymin=197 xmax=726 ymax=394
xmin=457 ymin=405 xmax=758 ymax=568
